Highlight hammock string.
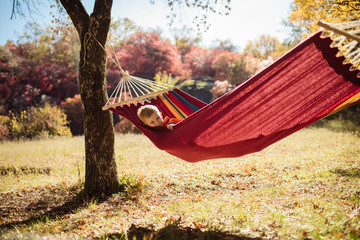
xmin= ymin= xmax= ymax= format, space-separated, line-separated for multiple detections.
xmin=87 ymin=31 xmax=176 ymax=108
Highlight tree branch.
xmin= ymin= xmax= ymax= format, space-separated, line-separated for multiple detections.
xmin=91 ymin=0 xmax=113 ymax=44
xmin=11 ymin=0 xmax=16 ymax=19
xmin=59 ymin=0 xmax=89 ymax=36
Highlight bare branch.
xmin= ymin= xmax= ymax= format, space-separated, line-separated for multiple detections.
xmin=153 ymin=0 xmax=232 ymax=32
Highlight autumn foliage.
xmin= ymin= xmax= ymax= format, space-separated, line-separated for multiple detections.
xmin=60 ymin=95 xmax=84 ymax=136
xmin=0 ymin=22 xmax=280 ymax=138
xmin=183 ymin=47 xmax=218 ymax=77
xmin=289 ymin=0 xmax=360 ymax=36
xmin=110 ymin=32 xmax=191 ymax=80
xmin=0 ymin=41 xmax=78 ymax=113
xmin=0 ymin=104 xmax=71 ymax=140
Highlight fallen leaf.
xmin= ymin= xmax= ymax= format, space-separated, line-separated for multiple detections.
xmin=332 ymin=232 xmax=344 ymax=238
xmin=193 ymin=222 xmax=207 ymax=228
xmin=340 ymin=200 xmax=352 ymax=206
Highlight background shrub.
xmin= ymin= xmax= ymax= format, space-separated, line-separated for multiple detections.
xmin=1 ymin=104 xmax=71 ymax=140
xmin=60 ymin=95 xmax=84 ymax=136
xmin=311 ymin=105 xmax=360 ymax=134
xmin=29 ymin=104 xmax=72 ymax=137
xmin=0 ymin=115 xmax=10 ymax=141
xmin=114 ymin=117 xmax=141 ymax=134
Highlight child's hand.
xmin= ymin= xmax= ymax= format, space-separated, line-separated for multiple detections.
xmin=167 ymin=124 xmax=175 ymax=131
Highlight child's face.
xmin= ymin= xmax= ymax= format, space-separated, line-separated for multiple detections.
xmin=144 ymin=112 xmax=163 ymax=127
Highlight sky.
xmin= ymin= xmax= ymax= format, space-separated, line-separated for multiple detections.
xmin=0 ymin=0 xmax=293 ymax=50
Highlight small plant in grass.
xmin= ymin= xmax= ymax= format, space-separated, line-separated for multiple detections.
xmin=102 ymin=233 xmax=126 ymax=240
xmin=118 ymin=173 xmax=144 ymax=200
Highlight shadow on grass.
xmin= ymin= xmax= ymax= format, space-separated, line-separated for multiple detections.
xmin=332 ymin=168 xmax=360 ymax=178
xmin=308 ymin=114 xmax=360 ymax=135
xmin=0 ymin=184 xmax=86 ymax=231
xmin=105 ymin=224 xmax=262 ymax=240
xmin=0 ymin=183 xmax=263 ymax=240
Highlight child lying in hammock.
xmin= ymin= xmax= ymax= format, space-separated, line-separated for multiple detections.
xmin=137 ymin=105 xmax=181 ymax=130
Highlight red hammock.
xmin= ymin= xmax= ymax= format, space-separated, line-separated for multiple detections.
xmin=109 ymin=32 xmax=360 ymax=162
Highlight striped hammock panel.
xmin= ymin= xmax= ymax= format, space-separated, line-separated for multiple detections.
xmin=324 ymin=91 xmax=360 ymax=118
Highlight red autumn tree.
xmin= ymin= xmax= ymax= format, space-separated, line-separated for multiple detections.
xmin=212 ymin=51 xmax=240 ymax=80
xmin=0 ymin=40 xmax=78 ymax=112
xmin=183 ymin=47 xmax=222 ymax=77
xmin=0 ymin=42 xmax=41 ymax=111
xmin=109 ymin=32 xmax=190 ymax=80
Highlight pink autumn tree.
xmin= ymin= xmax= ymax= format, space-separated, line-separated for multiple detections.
xmin=108 ymin=32 xmax=190 ymax=81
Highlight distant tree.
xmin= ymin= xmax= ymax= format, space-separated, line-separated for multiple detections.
xmin=212 ymin=39 xmax=238 ymax=52
xmin=211 ymin=51 xmax=252 ymax=86
xmin=170 ymin=25 xmax=201 ymax=61
xmin=243 ymin=54 xmax=280 ymax=78
xmin=108 ymin=18 xmax=142 ymax=48
xmin=60 ymin=94 xmax=84 ymax=136
xmin=16 ymin=22 xmax=54 ymax=61
xmin=212 ymin=51 xmax=239 ymax=80
xmin=229 ymin=54 xmax=253 ymax=86
xmin=0 ymin=42 xmax=46 ymax=112
xmin=184 ymin=47 xmax=252 ymax=84
xmin=0 ymin=39 xmax=78 ymax=112
xmin=281 ymin=19 xmax=304 ymax=47
xmin=0 ymin=43 xmax=21 ymax=111
xmin=183 ymin=47 xmax=221 ymax=77
xmin=243 ymin=34 xmax=284 ymax=60
xmin=210 ymin=80 xmax=232 ymax=99
xmin=110 ymin=32 xmax=190 ymax=80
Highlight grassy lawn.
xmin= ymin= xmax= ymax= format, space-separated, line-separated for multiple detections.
xmin=0 ymin=126 xmax=359 ymax=239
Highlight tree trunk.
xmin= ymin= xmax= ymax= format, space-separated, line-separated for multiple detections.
xmin=80 ymin=30 xmax=120 ymax=198
xmin=60 ymin=0 xmax=120 ymax=198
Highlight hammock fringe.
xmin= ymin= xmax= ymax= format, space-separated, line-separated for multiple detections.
xmin=318 ymin=20 xmax=360 ymax=68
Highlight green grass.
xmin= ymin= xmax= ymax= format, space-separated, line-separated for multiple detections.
xmin=0 ymin=127 xmax=359 ymax=239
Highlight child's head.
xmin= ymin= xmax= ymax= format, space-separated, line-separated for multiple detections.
xmin=137 ymin=105 xmax=164 ymax=127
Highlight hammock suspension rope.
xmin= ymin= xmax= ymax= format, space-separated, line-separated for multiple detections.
xmin=86 ymin=32 xmax=176 ymax=110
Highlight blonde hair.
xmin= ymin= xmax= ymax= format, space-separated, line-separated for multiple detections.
xmin=137 ymin=105 xmax=160 ymax=123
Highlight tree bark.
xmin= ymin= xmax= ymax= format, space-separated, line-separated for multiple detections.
xmin=59 ymin=0 xmax=120 ymax=198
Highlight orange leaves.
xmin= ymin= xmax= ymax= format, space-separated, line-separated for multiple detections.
xmin=76 ymin=219 xmax=85 ymax=226
xmin=332 ymin=231 xmax=345 ymax=238
xmin=311 ymin=201 xmax=321 ymax=210
xmin=240 ymin=164 xmax=258 ymax=176
xmin=193 ymin=221 xmax=208 ymax=229
xmin=192 ymin=194 xmax=204 ymax=202
xmin=211 ymin=179 xmax=221 ymax=185
xmin=340 ymin=200 xmax=352 ymax=206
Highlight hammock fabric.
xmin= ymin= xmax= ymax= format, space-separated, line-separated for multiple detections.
xmin=109 ymin=32 xmax=360 ymax=162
